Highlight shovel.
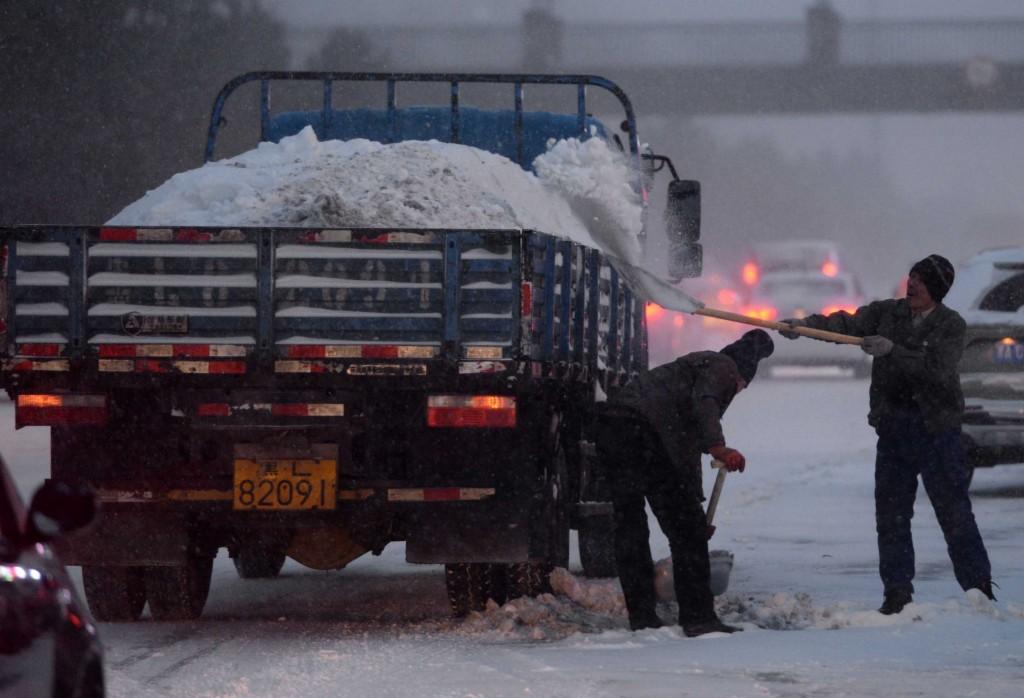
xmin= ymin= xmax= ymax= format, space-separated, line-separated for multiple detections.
xmin=695 ymin=307 xmax=864 ymax=346
xmin=653 ymin=458 xmax=736 ymax=601
xmin=609 ymin=260 xmax=863 ymax=345
xmin=705 ymin=458 xmax=729 ymax=539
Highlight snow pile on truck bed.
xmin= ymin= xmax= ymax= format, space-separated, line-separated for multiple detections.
xmin=109 ymin=125 xmax=643 ymax=265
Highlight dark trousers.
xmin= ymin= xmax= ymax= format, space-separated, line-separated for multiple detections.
xmin=875 ymin=412 xmax=991 ymax=595
xmin=597 ymin=412 xmax=714 ymax=626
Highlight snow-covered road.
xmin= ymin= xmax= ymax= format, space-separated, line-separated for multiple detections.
xmin=3 ymin=376 xmax=1023 ymax=697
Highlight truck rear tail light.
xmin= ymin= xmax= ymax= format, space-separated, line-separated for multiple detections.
xmin=16 ymin=394 xmax=108 ymax=427
xmin=427 ymin=395 xmax=516 ymax=428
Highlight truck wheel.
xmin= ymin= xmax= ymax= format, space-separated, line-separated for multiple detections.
xmin=578 ymin=514 xmax=618 ymax=578
xmin=145 ymin=557 xmax=214 ymax=621
xmin=232 ymin=543 xmax=287 ymax=579
xmin=507 ymin=562 xmax=553 ymax=599
xmin=444 ymin=563 xmax=507 ymax=617
xmin=81 ymin=566 xmax=146 ymax=621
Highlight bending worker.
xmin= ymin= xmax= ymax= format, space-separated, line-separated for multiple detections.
xmin=782 ymin=254 xmax=995 ymax=614
xmin=597 ymin=329 xmax=774 ymax=636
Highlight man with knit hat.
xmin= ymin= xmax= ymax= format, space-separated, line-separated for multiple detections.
xmin=782 ymin=254 xmax=995 ymax=614
xmin=597 ymin=329 xmax=774 ymax=636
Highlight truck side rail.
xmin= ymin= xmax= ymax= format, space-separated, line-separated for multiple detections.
xmin=204 ymin=71 xmax=640 ymax=171
xmin=1 ymin=226 xmax=643 ymax=381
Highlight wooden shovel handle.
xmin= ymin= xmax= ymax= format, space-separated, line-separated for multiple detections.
xmin=694 ymin=307 xmax=864 ymax=345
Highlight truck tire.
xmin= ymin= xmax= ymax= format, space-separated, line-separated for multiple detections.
xmin=145 ymin=557 xmax=214 ymax=621
xmin=576 ymin=439 xmax=618 ymax=577
xmin=81 ymin=566 xmax=146 ymax=621
xmin=578 ymin=514 xmax=617 ymax=578
xmin=444 ymin=563 xmax=508 ymax=617
xmin=507 ymin=562 xmax=553 ymax=599
xmin=232 ymin=543 xmax=287 ymax=579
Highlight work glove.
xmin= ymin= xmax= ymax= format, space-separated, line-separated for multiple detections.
xmin=709 ymin=445 xmax=746 ymax=473
xmin=861 ymin=335 xmax=894 ymax=357
xmin=779 ymin=318 xmax=804 ymax=340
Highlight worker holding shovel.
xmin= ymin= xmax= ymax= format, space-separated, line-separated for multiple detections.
xmin=597 ymin=329 xmax=774 ymax=636
xmin=779 ymin=254 xmax=995 ymax=614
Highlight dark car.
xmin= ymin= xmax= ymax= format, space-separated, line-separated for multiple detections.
xmin=944 ymin=247 xmax=1024 ymax=479
xmin=0 ymin=455 xmax=104 ymax=697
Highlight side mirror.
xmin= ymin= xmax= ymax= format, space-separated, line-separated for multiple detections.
xmin=665 ymin=179 xmax=702 ymax=280
xmin=26 ymin=480 xmax=97 ymax=542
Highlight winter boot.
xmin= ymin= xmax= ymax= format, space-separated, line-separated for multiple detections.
xmin=975 ymin=580 xmax=998 ymax=602
xmin=629 ymin=612 xmax=664 ymax=631
xmin=878 ymin=589 xmax=913 ymax=615
xmin=682 ymin=617 xmax=742 ymax=638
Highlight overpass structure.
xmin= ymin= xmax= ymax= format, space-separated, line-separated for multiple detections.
xmin=295 ymin=13 xmax=1024 ymax=114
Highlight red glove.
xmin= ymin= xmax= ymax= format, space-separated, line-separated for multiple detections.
xmin=709 ymin=445 xmax=746 ymax=473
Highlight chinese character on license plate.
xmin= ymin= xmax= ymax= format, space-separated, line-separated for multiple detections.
xmin=233 ymin=459 xmax=337 ymax=510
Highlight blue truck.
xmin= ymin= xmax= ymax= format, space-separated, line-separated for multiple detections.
xmin=0 ymin=72 xmax=702 ymax=620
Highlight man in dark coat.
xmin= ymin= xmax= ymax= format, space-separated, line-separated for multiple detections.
xmin=782 ymin=254 xmax=995 ymax=614
xmin=597 ymin=329 xmax=774 ymax=636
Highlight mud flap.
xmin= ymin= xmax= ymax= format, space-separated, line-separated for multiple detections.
xmin=405 ymin=512 xmax=529 ymax=564
xmin=54 ymin=509 xmax=191 ymax=566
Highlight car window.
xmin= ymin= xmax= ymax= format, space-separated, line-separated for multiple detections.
xmin=760 ymin=278 xmax=848 ymax=297
xmin=978 ymin=272 xmax=1024 ymax=312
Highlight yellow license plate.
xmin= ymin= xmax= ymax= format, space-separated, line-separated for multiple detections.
xmin=233 ymin=459 xmax=337 ymax=510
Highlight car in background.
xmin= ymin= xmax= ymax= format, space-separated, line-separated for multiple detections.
xmin=745 ymin=270 xmax=871 ymax=377
xmin=943 ymin=247 xmax=1024 ymax=477
xmin=0 ymin=454 xmax=104 ymax=697
xmin=739 ymin=239 xmax=844 ymax=290
xmin=646 ymin=269 xmax=747 ymax=365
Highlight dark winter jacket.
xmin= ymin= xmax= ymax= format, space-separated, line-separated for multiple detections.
xmin=605 ymin=351 xmax=741 ymax=473
xmin=800 ymin=299 xmax=965 ymax=432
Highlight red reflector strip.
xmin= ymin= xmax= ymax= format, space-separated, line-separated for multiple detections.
xmin=9 ymin=360 xmax=69 ymax=372
xmin=98 ymin=227 xmax=138 ymax=241
xmin=98 ymin=344 xmax=248 ymax=359
xmin=206 ymin=361 xmax=246 ymax=374
xmin=271 ymin=404 xmax=309 ymax=417
xmin=99 ymin=345 xmax=139 ymax=358
xmin=197 ymin=403 xmax=231 ymax=417
xmin=521 ymin=282 xmax=533 ymax=317
xmin=387 ymin=488 xmax=495 ymax=502
xmin=283 ymin=345 xmax=437 ymax=359
xmin=17 ymin=343 xmax=63 ymax=357
xmin=427 ymin=407 xmax=516 ymax=428
xmin=362 ymin=345 xmax=398 ymax=359
xmin=97 ymin=359 xmax=246 ymax=374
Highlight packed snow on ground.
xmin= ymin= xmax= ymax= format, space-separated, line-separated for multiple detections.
xmin=3 ymin=377 xmax=1023 ymax=697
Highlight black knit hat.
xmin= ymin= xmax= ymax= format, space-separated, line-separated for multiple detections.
xmin=720 ymin=329 xmax=775 ymax=384
xmin=910 ymin=254 xmax=955 ymax=302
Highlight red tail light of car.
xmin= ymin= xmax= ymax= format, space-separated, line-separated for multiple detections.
xmin=742 ymin=305 xmax=778 ymax=322
xmin=741 ymin=262 xmax=760 ymax=286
